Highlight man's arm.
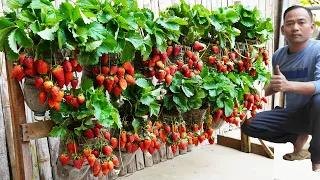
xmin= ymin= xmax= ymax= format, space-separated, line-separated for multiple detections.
xmin=264 ymin=83 xmax=278 ymax=97
xmin=286 ymin=81 xmax=317 ymax=95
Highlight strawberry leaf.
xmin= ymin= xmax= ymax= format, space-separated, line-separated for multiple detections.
xmin=224 ymin=98 xmax=234 ymax=117
xmin=78 ymin=51 xmax=99 ymax=65
xmin=149 ymin=102 xmax=161 ymax=117
xmin=181 ymin=85 xmax=194 ymax=98
xmin=136 ymin=78 xmax=149 ymax=88
xmin=8 ymin=29 xmax=18 ymax=53
xmin=29 ymin=0 xmax=54 ymax=9
xmin=49 ymin=109 xmax=63 ymax=123
xmin=120 ymin=40 xmax=135 ymax=62
xmin=15 ymin=28 xmax=33 ymax=48
xmin=125 ymin=30 xmax=144 ymax=49
xmin=141 ymin=94 xmax=154 ymax=106
xmin=164 ymin=94 xmax=174 ymax=110
xmin=37 ymin=23 xmax=59 ymax=41
xmin=85 ymin=40 xmax=102 ymax=52
xmin=132 ymin=118 xmax=140 ymax=134
xmin=49 ymin=126 xmax=67 ymax=140
xmin=82 ymin=79 xmax=94 ymax=91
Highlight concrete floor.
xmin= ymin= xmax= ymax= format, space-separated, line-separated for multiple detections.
xmin=118 ymin=129 xmax=320 ymax=180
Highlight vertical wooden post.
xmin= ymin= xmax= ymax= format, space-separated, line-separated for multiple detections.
xmin=5 ymin=59 xmax=33 ymax=180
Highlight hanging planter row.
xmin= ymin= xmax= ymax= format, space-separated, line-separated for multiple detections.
xmin=0 ymin=0 xmax=273 ymax=178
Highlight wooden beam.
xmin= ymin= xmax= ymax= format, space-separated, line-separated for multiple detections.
xmin=217 ymin=135 xmax=274 ymax=159
xmin=21 ymin=120 xmax=55 ymax=141
xmin=241 ymin=131 xmax=251 ymax=153
xmin=5 ymin=59 xmax=33 ymax=180
xmin=258 ymin=139 xmax=274 ymax=159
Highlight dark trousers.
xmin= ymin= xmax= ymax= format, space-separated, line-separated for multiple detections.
xmin=241 ymin=94 xmax=320 ymax=164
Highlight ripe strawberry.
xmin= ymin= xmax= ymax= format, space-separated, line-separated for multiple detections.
xmin=83 ymin=129 xmax=94 ymax=138
xmin=18 ymin=54 xmax=26 ymax=65
xmin=93 ymin=128 xmax=100 ymax=137
xmin=139 ymin=142 xmax=147 ymax=152
xmin=101 ymin=66 xmax=109 ymax=75
xmin=171 ymin=145 xmax=177 ymax=154
xmin=165 ymin=74 xmax=172 ymax=85
xmin=110 ymin=138 xmax=118 ymax=149
xmin=112 ymin=155 xmax=119 ymax=166
xmin=75 ymin=64 xmax=82 ymax=72
xmin=156 ymin=60 xmax=164 ymax=69
xmin=110 ymin=65 xmax=118 ymax=75
xmin=95 ymin=122 xmax=103 ymax=129
xmin=96 ymin=74 xmax=105 ymax=87
xmin=73 ymin=155 xmax=84 ymax=169
xmin=70 ymin=58 xmax=78 ymax=68
xmin=125 ymin=142 xmax=132 ymax=153
xmin=124 ymin=74 xmax=135 ymax=85
xmin=104 ymin=77 xmax=114 ymax=93
xmin=101 ymin=161 xmax=109 ymax=175
xmin=64 ymin=71 xmax=73 ymax=86
xmin=35 ymin=60 xmax=49 ymax=75
xmin=263 ymin=50 xmax=268 ymax=58
xmin=92 ymin=150 xmax=99 ymax=158
xmin=214 ymin=109 xmax=223 ymax=123
xmin=193 ymin=137 xmax=199 ymax=146
xmin=233 ymin=118 xmax=240 ymax=126
xmin=240 ymin=112 xmax=245 ymax=120
xmin=59 ymin=154 xmax=70 ymax=166
xmin=229 ymin=53 xmax=236 ymax=61
xmin=117 ymin=67 xmax=125 ymax=77
xmin=48 ymin=98 xmax=55 ymax=108
xmin=93 ymin=160 xmax=101 ymax=177
xmin=83 ymin=148 xmax=92 ymax=157
xmin=199 ymin=135 xmax=205 ymax=143
xmin=250 ymin=69 xmax=256 ymax=77
xmin=62 ymin=60 xmax=72 ymax=72
xmin=10 ymin=65 xmax=26 ymax=81
xmin=173 ymin=45 xmax=181 ymax=56
xmin=251 ymin=111 xmax=257 ymax=118
xmin=261 ymin=97 xmax=268 ymax=103
xmin=67 ymin=142 xmax=78 ymax=155
xmin=71 ymin=98 xmax=80 ymax=108
xmin=87 ymin=154 xmax=96 ymax=167
xmin=39 ymin=91 xmax=47 ymax=104
xmin=35 ymin=77 xmax=44 ymax=89
xmin=197 ymin=61 xmax=203 ymax=71
xmin=102 ymin=145 xmax=113 ymax=156
xmin=209 ymin=56 xmax=216 ymax=64
xmin=193 ymin=41 xmax=206 ymax=51
xmin=207 ymin=128 xmax=214 ymax=137
xmin=254 ymin=94 xmax=261 ymax=102
xmin=185 ymin=50 xmax=193 ymax=59
xmin=108 ymin=161 xmax=114 ymax=172
xmin=101 ymin=54 xmax=108 ymax=64
xmin=92 ymin=67 xmax=100 ymax=77
xmin=52 ymin=65 xmax=65 ymax=82
xmin=166 ymin=46 xmax=173 ymax=56
xmin=113 ymin=86 xmax=122 ymax=97
xmin=160 ymin=53 xmax=167 ymax=63
xmin=23 ymin=56 xmax=34 ymax=68
xmin=133 ymin=133 xmax=141 ymax=142
xmin=212 ymin=45 xmax=219 ymax=54
xmin=50 ymin=86 xmax=60 ymax=100
xmin=208 ymin=137 xmax=215 ymax=144
xmin=132 ymin=143 xmax=139 ymax=152
xmin=103 ymin=131 xmax=110 ymax=140
xmin=119 ymin=77 xmax=127 ymax=90
xmin=144 ymin=137 xmax=151 ymax=149
xmin=71 ymin=78 xmax=78 ymax=89
xmin=123 ymin=62 xmax=134 ymax=75
xmin=164 ymin=125 xmax=171 ymax=133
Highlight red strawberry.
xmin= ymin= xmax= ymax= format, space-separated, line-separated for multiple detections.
xmin=166 ymin=46 xmax=173 ymax=56
xmin=10 ymin=65 xmax=26 ymax=81
xmin=95 ymin=122 xmax=103 ymax=129
xmin=101 ymin=161 xmax=109 ymax=175
xmin=35 ymin=60 xmax=49 ymax=75
xmin=263 ymin=50 xmax=268 ymax=58
xmin=101 ymin=66 xmax=109 ymax=75
xmin=139 ymin=142 xmax=147 ymax=152
xmin=92 ymin=150 xmax=99 ymax=158
xmin=103 ymin=131 xmax=111 ymax=140
xmin=70 ymin=58 xmax=78 ymax=68
xmin=197 ymin=61 xmax=203 ymax=71
xmin=48 ymin=98 xmax=55 ymax=108
xmin=18 ymin=54 xmax=26 ymax=65
xmin=93 ymin=160 xmax=101 ymax=177
xmin=59 ymin=154 xmax=70 ymax=166
xmin=50 ymin=86 xmax=61 ymax=101
xmin=52 ymin=65 xmax=65 ymax=82
xmin=39 ymin=91 xmax=47 ymax=104
xmin=65 ymin=94 xmax=73 ymax=104
xmin=93 ymin=128 xmax=100 ymax=137
xmin=229 ymin=53 xmax=236 ymax=61
xmin=108 ymin=161 xmax=114 ymax=172
xmin=192 ymin=124 xmax=199 ymax=132
xmin=125 ymin=142 xmax=132 ymax=153
xmin=207 ymin=128 xmax=214 ymax=137
xmin=101 ymin=54 xmax=108 ymax=64
xmin=212 ymin=45 xmax=219 ymax=54
xmin=261 ymin=97 xmax=268 ymax=103
xmin=173 ymin=45 xmax=181 ymax=56
xmin=62 ymin=60 xmax=72 ymax=72
xmin=133 ymin=133 xmax=141 ymax=142
xmin=132 ymin=143 xmax=139 ymax=152
xmin=117 ymin=67 xmax=125 ymax=77
xmin=35 ymin=77 xmax=44 ymax=89
xmin=83 ymin=148 xmax=93 ymax=158
xmin=240 ymin=112 xmax=245 ymax=120
xmin=123 ymin=62 xmax=134 ymax=71
xmin=92 ymin=67 xmax=100 ymax=77
xmin=71 ymin=98 xmax=80 ymax=108
xmin=125 ymin=74 xmax=135 ymax=85
xmin=96 ymin=74 xmax=105 ymax=87
xmin=102 ymin=145 xmax=113 ymax=156
xmin=75 ymin=64 xmax=82 ymax=72
xmin=110 ymin=138 xmax=118 ymax=149
xmin=144 ymin=137 xmax=151 ymax=149
xmin=24 ymin=56 xmax=35 ymax=68
xmin=251 ymin=111 xmax=257 ymax=118
xmin=171 ymin=145 xmax=177 ymax=154
xmin=87 ymin=154 xmax=96 ymax=167
xmin=164 ymin=125 xmax=171 ymax=133
xmin=209 ymin=56 xmax=217 ymax=64
xmin=193 ymin=41 xmax=206 ymax=51
xmin=208 ymin=137 xmax=215 ymax=144
xmin=119 ymin=77 xmax=127 ymax=90
xmin=71 ymin=78 xmax=78 ymax=89
xmin=193 ymin=137 xmax=199 ymax=146
xmin=67 ymin=142 xmax=78 ymax=155
xmin=64 ymin=71 xmax=73 ymax=86
xmin=77 ymin=94 xmax=85 ymax=104
xmin=165 ymin=74 xmax=172 ymax=85
xmin=83 ymin=129 xmax=94 ymax=138
xmin=104 ymin=77 xmax=114 ymax=93
xmin=110 ymin=65 xmax=118 ymax=75
xmin=185 ymin=50 xmax=193 ymax=59
xmin=113 ymin=86 xmax=122 ymax=97
xmin=152 ymin=48 xmax=160 ymax=55
xmin=214 ymin=109 xmax=223 ymax=123
xmin=112 ymin=155 xmax=119 ymax=166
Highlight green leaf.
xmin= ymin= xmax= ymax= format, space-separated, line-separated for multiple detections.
xmin=216 ymin=95 xmax=224 ymax=109
xmin=77 ymin=109 xmax=94 ymax=119
xmin=224 ymin=98 xmax=234 ymax=117
xmin=164 ymin=94 xmax=174 ymax=110
xmin=203 ymin=81 xmax=216 ymax=90
xmin=87 ymin=22 xmax=106 ymax=40
xmin=156 ymin=18 xmax=180 ymax=31
xmin=85 ymin=40 xmax=102 ymax=52
xmin=97 ymin=34 xmax=118 ymax=54
xmin=49 ymin=126 xmax=67 ymax=140
xmin=15 ymin=28 xmax=33 ymax=48
xmin=8 ymin=29 xmax=18 ymax=53
xmin=49 ymin=109 xmax=63 ymax=123
xmin=78 ymin=51 xmax=99 ymax=65
xmin=125 ymin=30 xmax=144 ymax=49
xmin=154 ymin=29 xmax=167 ymax=53
xmin=141 ymin=94 xmax=154 ymax=105
xmin=173 ymin=93 xmax=188 ymax=110
xmin=57 ymin=29 xmax=66 ymax=49
xmin=200 ymin=65 xmax=209 ymax=78
xmin=136 ymin=78 xmax=149 ymax=88
xmin=80 ymin=9 xmax=93 ymax=24
xmin=29 ymin=0 xmax=53 ymax=9
xmin=37 ymin=23 xmax=59 ymax=41
xmin=111 ymin=108 xmax=121 ymax=128
xmin=120 ymin=41 xmax=136 ymax=62
xmin=18 ymin=10 xmax=37 ymax=22
xmin=149 ymin=102 xmax=161 ymax=117
xmin=132 ymin=119 xmax=140 ymax=134
xmin=7 ymin=0 xmax=26 ymax=9
xmin=151 ymin=88 xmax=161 ymax=96
xmin=4 ymin=41 xmax=19 ymax=61
xmin=0 ymin=26 xmax=16 ymax=52
xmin=188 ymin=98 xmax=202 ymax=109
xmin=225 ymin=9 xmax=240 ymax=23
xmin=29 ymin=22 xmax=41 ymax=34
xmin=82 ymin=79 xmax=94 ymax=91
xmin=169 ymin=85 xmax=180 ymax=93
xmin=181 ymin=85 xmax=194 ymax=98
xmin=209 ymin=90 xmax=217 ymax=98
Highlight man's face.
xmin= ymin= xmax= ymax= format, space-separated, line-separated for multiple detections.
xmin=281 ymin=8 xmax=315 ymax=44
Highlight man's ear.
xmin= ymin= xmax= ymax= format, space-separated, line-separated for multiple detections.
xmin=311 ymin=23 xmax=315 ymax=34
xmin=281 ymin=25 xmax=284 ymax=35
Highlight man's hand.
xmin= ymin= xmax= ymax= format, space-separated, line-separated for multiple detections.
xmin=270 ymin=65 xmax=291 ymax=92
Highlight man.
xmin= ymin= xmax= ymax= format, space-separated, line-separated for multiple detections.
xmin=241 ymin=5 xmax=320 ymax=172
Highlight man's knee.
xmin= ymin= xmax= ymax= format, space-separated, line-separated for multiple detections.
xmin=241 ymin=120 xmax=251 ymax=136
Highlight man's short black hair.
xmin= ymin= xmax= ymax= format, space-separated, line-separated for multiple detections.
xmin=283 ymin=5 xmax=313 ymax=23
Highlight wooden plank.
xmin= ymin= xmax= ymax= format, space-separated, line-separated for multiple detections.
xmin=217 ymin=135 xmax=241 ymax=150
xmin=21 ymin=120 xmax=55 ymax=141
xmin=241 ymin=130 xmax=251 ymax=153
xmin=48 ymin=137 xmax=60 ymax=180
xmin=258 ymin=139 xmax=274 ymax=159
xmin=5 ymin=57 xmax=33 ymax=180
xmin=35 ymin=138 xmax=53 ymax=179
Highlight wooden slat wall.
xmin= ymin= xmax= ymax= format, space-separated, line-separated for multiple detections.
xmin=0 ymin=0 xmax=291 ymax=179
